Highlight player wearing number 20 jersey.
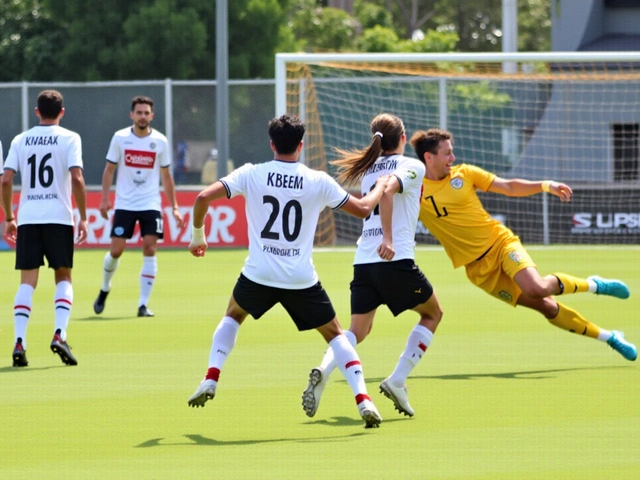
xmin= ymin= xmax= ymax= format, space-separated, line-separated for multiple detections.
xmin=221 ymin=160 xmax=348 ymax=289
xmin=186 ymin=115 xmax=387 ymax=428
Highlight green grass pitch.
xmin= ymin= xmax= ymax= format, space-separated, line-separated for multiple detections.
xmin=0 ymin=246 xmax=638 ymax=479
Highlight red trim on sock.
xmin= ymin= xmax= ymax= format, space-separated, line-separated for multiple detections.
xmin=14 ymin=305 xmax=31 ymax=311
xmin=55 ymin=298 xmax=72 ymax=305
xmin=355 ymin=393 xmax=371 ymax=405
xmin=345 ymin=360 xmax=361 ymax=369
xmin=141 ymin=274 xmax=155 ymax=279
xmin=418 ymin=342 xmax=427 ymax=352
xmin=205 ymin=367 xmax=220 ymax=381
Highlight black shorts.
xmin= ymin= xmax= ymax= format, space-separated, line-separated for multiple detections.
xmin=232 ymin=274 xmax=336 ymax=331
xmin=111 ymin=209 xmax=163 ymax=239
xmin=15 ymin=224 xmax=74 ymax=270
xmin=350 ymin=259 xmax=433 ymax=316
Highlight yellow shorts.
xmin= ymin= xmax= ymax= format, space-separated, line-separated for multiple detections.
xmin=464 ymin=234 xmax=536 ymax=307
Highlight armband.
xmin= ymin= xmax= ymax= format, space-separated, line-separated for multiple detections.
xmin=541 ymin=181 xmax=552 ymax=193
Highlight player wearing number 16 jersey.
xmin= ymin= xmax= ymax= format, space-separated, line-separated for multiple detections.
xmin=2 ymin=89 xmax=88 ymax=367
xmin=186 ymin=114 xmax=388 ymax=428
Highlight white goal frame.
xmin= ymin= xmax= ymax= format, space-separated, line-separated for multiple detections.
xmin=274 ymin=51 xmax=640 ymax=246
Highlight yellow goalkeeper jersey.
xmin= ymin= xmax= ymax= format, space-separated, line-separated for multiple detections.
xmin=419 ymin=164 xmax=511 ymax=268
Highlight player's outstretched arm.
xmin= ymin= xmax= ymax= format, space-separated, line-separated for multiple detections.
xmin=189 ymin=181 xmax=227 ymax=257
xmin=488 ymin=177 xmax=572 ymax=202
xmin=340 ymin=174 xmax=390 ymax=219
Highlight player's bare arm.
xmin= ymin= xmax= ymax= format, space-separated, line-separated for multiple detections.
xmin=340 ymin=174 xmax=390 ymax=219
xmin=488 ymin=177 xmax=572 ymax=202
xmin=377 ymin=175 xmax=401 ymax=261
xmin=160 ymin=166 xmax=184 ymax=228
xmin=99 ymin=161 xmax=117 ymax=219
xmin=1 ymin=169 xmax=17 ymax=243
xmin=70 ymin=166 xmax=88 ymax=244
xmin=189 ymin=181 xmax=227 ymax=257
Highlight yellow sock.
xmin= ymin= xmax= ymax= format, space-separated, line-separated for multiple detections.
xmin=548 ymin=302 xmax=600 ymax=339
xmin=553 ymin=272 xmax=589 ymax=295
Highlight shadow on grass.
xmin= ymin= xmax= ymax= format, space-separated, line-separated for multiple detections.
xmin=0 ymin=365 xmax=65 ymax=373
xmin=136 ymin=432 xmax=367 ymax=448
xmin=359 ymin=365 xmax=632 ymax=383
xmin=76 ymin=315 xmax=136 ymax=322
xmin=304 ymin=415 xmax=409 ymax=427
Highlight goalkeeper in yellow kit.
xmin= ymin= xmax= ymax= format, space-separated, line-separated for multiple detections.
xmin=409 ymin=128 xmax=636 ymax=361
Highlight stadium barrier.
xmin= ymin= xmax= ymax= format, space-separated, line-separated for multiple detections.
xmin=0 ymin=189 xmax=248 ymax=250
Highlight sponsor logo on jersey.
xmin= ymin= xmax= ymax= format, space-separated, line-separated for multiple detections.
xmin=498 ymin=290 xmax=512 ymax=302
xmin=508 ymin=251 xmax=522 ymax=265
xmin=450 ymin=177 xmax=463 ymax=189
xmin=124 ymin=149 xmax=156 ymax=169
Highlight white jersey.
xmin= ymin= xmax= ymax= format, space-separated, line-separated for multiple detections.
xmin=106 ymin=127 xmax=171 ymax=211
xmin=4 ymin=125 xmax=83 ymax=226
xmin=221 ymin=160 xmax=350 ymax=289
xmin=354 ymin=154 xmax=425 ymax=265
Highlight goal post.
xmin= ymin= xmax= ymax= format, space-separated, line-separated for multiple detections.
xmin=275 ymin=52 xmax=640 ymax=246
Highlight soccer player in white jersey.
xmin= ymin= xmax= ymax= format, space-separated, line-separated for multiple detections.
xmin=302 ymin=113 xmax=444 ymax=419
xmin=93 ymin=96 xmax=183 ymax=317
xmin=186 ymin=114 xmax=389 ymax=428
xmin=2 ymin=90 xmax=88 ymax=367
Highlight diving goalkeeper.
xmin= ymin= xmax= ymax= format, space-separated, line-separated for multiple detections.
xmin=409 ymin=128 xmax=636 ymax=361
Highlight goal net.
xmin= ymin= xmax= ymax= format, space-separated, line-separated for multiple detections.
xmin=275 ymin=52 xmax=640 ymax=246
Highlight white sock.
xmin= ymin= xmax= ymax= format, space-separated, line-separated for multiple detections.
xmin=101 ymin=252 xmax=120 ymax=292
xmin=320 ymin=329 xmax=356 ymax=380
xmin=139 ymin=255 xmax=157 ymax=307
xmin=206 ymin=316 xmax=240 ymax=378
xmin=597 ymin=329 xmax=613 ymax=342
xmin=330 ymin=334 xmax=369 ymax=403
xmin=54 ymin=281 xmax=73 ymax=341
xmin=14 ymin=284 xmax=34 ymax=349
xmin=587 ymin=278 xmax=598 ymax=293
xmin=389 ymin=324 xmax=434 ymax=387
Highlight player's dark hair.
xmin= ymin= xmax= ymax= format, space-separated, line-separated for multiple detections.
xmin=268 ymin=114 xmax=305 ymax=155
xmin=410 ymin=129 xmax=452 ymax=162
xmin=332 ymin=113 xmax=405 ymax=186
xmin=37 ymin=90 xmax=64 ymax=119
xmin=131 ymin=95 xmax=154 ymax=111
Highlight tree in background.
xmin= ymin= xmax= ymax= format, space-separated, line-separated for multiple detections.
xmin=0 ymin=0 xmax=551 ymax=82
xmin=0 ymin=0 xmax=64 ymax=81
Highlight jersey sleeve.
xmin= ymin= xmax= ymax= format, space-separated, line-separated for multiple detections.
xmin=394 ymin=160 xmax=425 ymax=194
xmin=68 ymin=134 xmax=83 ymax=170
xmin=105 ymin=134 xmax=120 ymax=164
xmin=220 ymin=163 xmax=252 ymax=198
xmin=4 ymin=134 xmax=22 ymax=173
xmin=159 ymin=136 xmax=172 ymax=168
xmin=321 ymin=173 xmax=350 ymax=210
xmin=465 ymin=164 xmax=496 ymax=191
